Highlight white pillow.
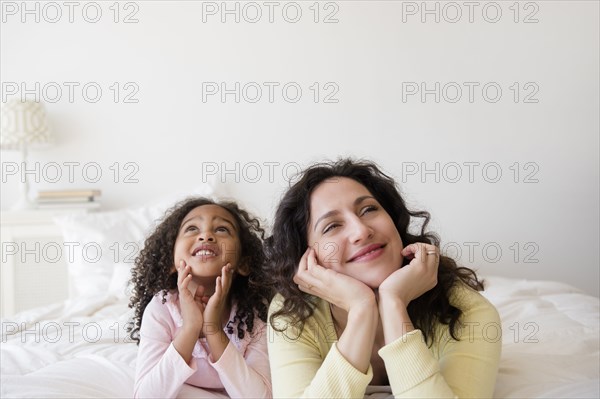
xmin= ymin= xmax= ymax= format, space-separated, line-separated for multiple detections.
xmin=54 ymin=183 xmax=226 ymax=299
xmin=108 ymin=261 xmax=137 ymax=299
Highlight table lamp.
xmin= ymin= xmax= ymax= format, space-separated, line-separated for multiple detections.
xmin=1 ymin=100 xmax=54 ymax=209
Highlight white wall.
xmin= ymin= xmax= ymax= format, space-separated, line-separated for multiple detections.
xmin=1 ymin=1 xmax=598 ymax=295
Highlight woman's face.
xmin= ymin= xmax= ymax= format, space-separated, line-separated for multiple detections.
xmin=173 ymin=204 xmax=242 ymax=279
xmin=306 ymin=177 xmax=404 ymax=288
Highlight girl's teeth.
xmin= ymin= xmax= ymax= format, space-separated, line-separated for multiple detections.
xmin=196 ymin=250 xmax=215 ymax=256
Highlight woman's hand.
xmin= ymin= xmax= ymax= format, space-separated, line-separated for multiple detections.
xmin=202 ymin=263 xmax=234 ymax=337
xmin=378 ymin=243 xmax=439 ymax=305
xmin=294 ymin=247 xmax=378 ymax=373
xmin=177 ymin=260 xmax=205 ymax=335
xmin=377 ymin=243 xmax=438 ymax=343
xmin=293 ymin=247 xmax=376 ymax=312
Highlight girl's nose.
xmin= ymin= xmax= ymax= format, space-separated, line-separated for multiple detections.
xmin=197 ymin=231 xmax=215 ymax=242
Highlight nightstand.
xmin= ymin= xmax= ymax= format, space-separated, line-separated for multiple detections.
xmin=0 ymin=208 xmax=94 ymax=318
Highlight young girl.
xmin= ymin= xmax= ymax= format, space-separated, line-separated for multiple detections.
xmin=266 ymin=159 xmax=502 ymax=398
xmin=128 ymin=197 xmax=272 ymax=399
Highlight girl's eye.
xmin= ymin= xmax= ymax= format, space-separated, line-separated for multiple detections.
xmin=185 ymin=225 xmax=197 ymax=232
xmin=323 ymin=223 xmax=340 ymax=235
xmin=216 ymin=226 xmax=230 ymax=234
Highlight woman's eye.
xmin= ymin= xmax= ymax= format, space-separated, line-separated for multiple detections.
xmin=323 ymin=223 xmax=340 ymax=234
xmin=361 ymin=205 xmax=377 ymax=216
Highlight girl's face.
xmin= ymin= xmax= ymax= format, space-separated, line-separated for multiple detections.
xmin=173 ymin=205 xmax=243 ymax=279
xmin=306 ymin=177 xmax=404 ymax=289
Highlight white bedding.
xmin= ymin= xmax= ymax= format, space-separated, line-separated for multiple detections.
xmin=1 ymin=276 xmax=599 ymax=398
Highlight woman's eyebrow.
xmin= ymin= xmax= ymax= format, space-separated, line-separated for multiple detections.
xmin=354 ymin=195 xmax=374 ymax=205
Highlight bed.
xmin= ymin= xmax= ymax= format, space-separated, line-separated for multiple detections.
xmin=2 ymin=279 xmax=598 ymax=398
xmin=1 ymin=200 xmax=599 ymax=398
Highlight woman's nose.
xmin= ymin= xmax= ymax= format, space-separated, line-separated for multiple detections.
xmin=348 ymin=217 xmax=373 ymax=243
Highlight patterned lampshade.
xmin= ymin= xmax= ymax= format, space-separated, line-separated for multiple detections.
xmin=0 ymin=100 xmax=53 ymax=149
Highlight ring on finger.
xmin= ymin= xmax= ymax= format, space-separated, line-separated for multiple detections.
xmin=426 ymin=250 xmax=438 ymax=256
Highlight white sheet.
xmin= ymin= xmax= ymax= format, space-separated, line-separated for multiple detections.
xmin=482 ymin=277 xmax=599 ymax=398
xmin=1 ymin=276 xmax=598 ymax=398
xmin=1 ymin=295 xmax=137 ymax=398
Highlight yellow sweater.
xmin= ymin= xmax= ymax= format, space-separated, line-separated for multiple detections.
xmin=268 ymin=283 xmax=501 ymax=398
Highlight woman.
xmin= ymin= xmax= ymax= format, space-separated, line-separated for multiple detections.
xmin=266 ymin=158 xmax=501 ymax=398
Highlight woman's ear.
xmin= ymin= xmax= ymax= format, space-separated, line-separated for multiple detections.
xmin=236 ymin=258 xmax=251 ymax=276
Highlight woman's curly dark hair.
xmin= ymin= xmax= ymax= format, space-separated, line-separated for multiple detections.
xmin=127 ymin=197 xmax=272 ymax=344
xmin=266 ymin=158 xmax=484 ymax=345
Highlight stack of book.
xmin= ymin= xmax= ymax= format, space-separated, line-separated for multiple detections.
xmin=35 ymin=189 xmax=101 ymax=209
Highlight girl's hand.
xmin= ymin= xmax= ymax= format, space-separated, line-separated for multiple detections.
xmin=177 ymin=260 xmax=205 ymax=334
xmin=202 ymin=264 xmax=234 ymax=337
xmin=293 ymin=247 xmax=375 ymax=312
xmin=378 ymin=243 xmax=439 ymax=306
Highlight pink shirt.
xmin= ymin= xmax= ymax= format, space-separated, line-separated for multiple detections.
xmin=134 ymin=292 xmax=272 ymax=399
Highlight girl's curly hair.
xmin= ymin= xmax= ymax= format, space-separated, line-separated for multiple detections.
xmin=127 ymin=197 xmax=272 ymax=344
xmin=266 ymin=158 xmax=484 ymax=345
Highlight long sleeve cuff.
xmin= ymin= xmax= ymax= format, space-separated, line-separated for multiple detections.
xmin=310 ymin=342 xmax=373 ymax=398
xmin=134 ymin=343 xmax=197 ymax=399
xmin=209 ymin=340 xmax=237 ymax=371
xmin=210 ymin=341 xmax=271 ymax=398
xmin=378 ymin=330 xmax=439 ymax=394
